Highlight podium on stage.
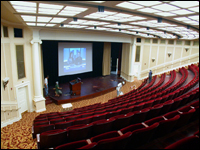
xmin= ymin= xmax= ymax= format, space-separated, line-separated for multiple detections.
xmin=69 ymin=78 xmax=81 ymax=95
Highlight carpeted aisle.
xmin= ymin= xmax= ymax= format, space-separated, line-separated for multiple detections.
xmin=1 ymin=78 xmax=142 ymax=149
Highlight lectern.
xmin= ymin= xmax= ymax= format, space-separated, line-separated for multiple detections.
xmin=69 ymin=78 xmax=81 ymax=95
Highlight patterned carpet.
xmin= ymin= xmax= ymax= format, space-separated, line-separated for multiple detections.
xmin=1 ymin=77 xmax=142 ymax=149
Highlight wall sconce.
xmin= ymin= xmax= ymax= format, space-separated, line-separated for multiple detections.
xmin=152 ymin=58 xmax=155 ymax=62
xmin=185 ymin=48 xmax=189 ymax=52
xmin=168 ymin=52 xmax=172 ymax=57
xmin=3 ymin=77 xmax=9 ymax=90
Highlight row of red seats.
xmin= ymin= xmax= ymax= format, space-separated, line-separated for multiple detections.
xmin=164 ymin=130 xmax=199 ymax=149
xmin=32 ymin=65 xmax=198 ymax=136
xmin=33 ymin=87 xmax=199 ymax=140
xmin=36 ymin=99 xmax=199 ymax=149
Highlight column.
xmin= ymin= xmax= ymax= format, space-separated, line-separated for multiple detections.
xmin=31 ymin=38 xmax=46 ymax=112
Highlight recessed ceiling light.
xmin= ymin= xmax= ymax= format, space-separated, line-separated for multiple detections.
xmin=37 ymin=16 xmax=52 ymax=22
xmin=188 ymin=6 xmax=199 ymax=13
xmin=152 ymin=4 xmax=179 ymax=11
xmin=113 ymin=13 xmax=133 ymax=18
xmin=169 ymin=1 xmax=199 ymax=8
xmin=58 ymin=11 xmax=79 ymax=16
xmin=171 ymin=9 xmax=195 ymax=15
xmin=26 ymin=23 xmax=36 ymax=26
xmin=12 ymin=5 xmax=36 ymax=11
xmin=154 ymin=12 xmax=176 ymax=16
xmin=15 ymin=9 xmax=36 ymax=13
xmin=63 ymin=6 xmax=88 ymax=12
xmin=84 ymin=15 xmax=100 ymax=19
xmin=88 ymin=1 xmax=105 ymax=3
xmin=116 ymin=2 xmax=143 ymax=10
xmin=138 ymin=8 xmax=161 ymax=13
xmin=129 ymin=1 xmax=161 ymax=6
xmin=50 ymin=18 xmax=67 ymax=23
xmin=129 ymin=16 xmax=146 ymax=20
xmin=188 ymin=15 xmax=199 ymax=21
xmin=173 ymin=17 xmax=191 ymax=21
xmin=10 ymin=1 xmax=36 ymax=7
xmin=39 ymin=3 xmax=63 ymax=9
xmin=46 ymin=24 xmax=56 ymax=27
xmin=183 ymin=20 xmax=199 ymax=25
xmin=102 ymin=11 xmax=117 ymax=15
xmin=21 ymin=15 xmax=36 ymax=21
xmin=37 ymin=23 xmax=46 ymax=26
xmin=38 ymin=8 xmax=61 ymax=15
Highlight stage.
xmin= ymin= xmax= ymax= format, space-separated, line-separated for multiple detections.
xmin=48 ymin=74 xmax=124 ymax=105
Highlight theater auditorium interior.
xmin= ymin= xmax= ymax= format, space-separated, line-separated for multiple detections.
xmin=1 ymin=1 xmax=199 ymax=149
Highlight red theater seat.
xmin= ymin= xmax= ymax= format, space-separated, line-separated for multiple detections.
xmin=125 ymin=123 xmax=159 ymax=149
xmin=39 ymin=129 xmax=67 ymax=149
xmin=164 ymin=136 xmax=199 ymax=149
xmin=66 ymin=123 xmax=93 ymax=142
xmin=55 ymin=140 xmax=89 ymax=149
xmin=54 ymin=120 xmax=74 ymax=130
xmin=33 ymin=124 xmax=54 ymax=139
xmin=92 ymin=117 xmax=115 ymax=137
xmin=90 ymin=131 xmax=132 ymax=149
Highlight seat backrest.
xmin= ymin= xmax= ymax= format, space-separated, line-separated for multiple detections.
xmin=164 ymin=136 xmax=199 ymax=149
xmin=156 ymin=115 xmax=180 ymax=138
xmin=146 ymin=104 xmax=163 ymax=120
xmin=73 ymin=116 xmax=93 ymax=125
xmin=112 ymin=113 xmax=133 ymax=130
xmin=54 ymin=120 xmax=74 ymax=130
xmin=91 ymin=117 xmax=115 ymax=137
xmin=128 ymin=123 xmax=159 ymax=148
xmin=67 ymin=123 xmax=93 ymax=142
xmin=55 ymin=140 xmax=88 ymax=149
xmin=120 ymin=123 xmax=145 ymax=134
xmin=94 ymin=132 xmax=132 ymax=149
xmin=33 ymin=124 xmax=55 ymax=138
xmin=40 ymin=129 xmax=67 ymax=149
xmin=90 ymin=131 xmax=119 ymax=143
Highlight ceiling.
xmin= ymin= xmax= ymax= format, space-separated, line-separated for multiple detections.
xmin=1 ymin=1 xmax=199 ymax=40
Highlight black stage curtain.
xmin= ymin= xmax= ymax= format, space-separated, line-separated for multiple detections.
xmin=111 ymin=43 xmax=122 ymax=71
xmin=42 ymin=40 xmax=104 ymax=87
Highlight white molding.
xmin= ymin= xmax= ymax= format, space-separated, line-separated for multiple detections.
xmin=139 ymin=61 xmax=199 ymax=80
xmin=15 ymin=81 xmax=34 ymax=113
xmin=35 ymin=107 xmax=46 ymax=113
xmin=140 ymin=53 xmax=199 ymax=74
xmin=1 ymin=116 xmax=21 ymax=128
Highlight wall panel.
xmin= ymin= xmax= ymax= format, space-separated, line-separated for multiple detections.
xmin=141 ymin=45 xmax=150 ymax=71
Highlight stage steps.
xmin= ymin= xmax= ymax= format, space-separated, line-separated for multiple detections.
xmin=45 ymin=96 xmax=53 ymax=105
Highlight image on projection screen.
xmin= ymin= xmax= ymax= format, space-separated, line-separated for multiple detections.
xmin=58 ymin=42 xmax=92 ymax=76
xmin=63 ymin=48 xmax=86 ymax=72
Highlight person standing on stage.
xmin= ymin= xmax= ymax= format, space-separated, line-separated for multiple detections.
xmin=44 ymin=75 xmax=49 ymax=97
xmin=149 ymin=70 xmax=152 ymax=83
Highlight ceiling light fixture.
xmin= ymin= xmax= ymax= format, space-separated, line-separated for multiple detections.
xmin=98 ymin=6 xmax=104 ymax=12
xmin=158 ymin=17 xmax=162 ymax=23
xmin=73 ymin=17 xmax=78 ymax=21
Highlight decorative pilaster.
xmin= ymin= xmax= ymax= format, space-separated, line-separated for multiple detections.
xmin=30 ymin=35 xmax=46 ymax=112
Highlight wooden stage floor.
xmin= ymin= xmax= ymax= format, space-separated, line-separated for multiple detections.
xmin=48 ymin=74 xmax=124 ymax=105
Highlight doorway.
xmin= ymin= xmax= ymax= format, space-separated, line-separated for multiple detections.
xmin=111 ymin=43 xmax=122 ymax=75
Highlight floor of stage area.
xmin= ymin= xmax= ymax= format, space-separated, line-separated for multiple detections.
xmin=48 ymin=74 xmax=125 ymax=105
